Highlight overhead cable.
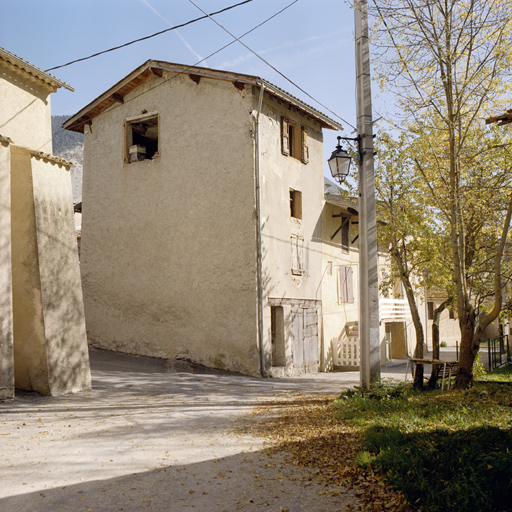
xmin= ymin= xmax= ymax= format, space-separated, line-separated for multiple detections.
xmin=187 ymin=0 xmax=356 ymax=130
xmin=48 ymin=0 xmax=302 ymax=141
xmin=44 ymin=0 xmax=255 ymax=72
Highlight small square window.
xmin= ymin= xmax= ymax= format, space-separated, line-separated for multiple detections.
xmin=126 ymin=114 xmax=159 ymax=163
xmin=290 ymin=189 xmax=302 ymax=219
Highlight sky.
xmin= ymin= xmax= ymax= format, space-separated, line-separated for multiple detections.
xmin=1 ymin=0 xmax=373 ymax=176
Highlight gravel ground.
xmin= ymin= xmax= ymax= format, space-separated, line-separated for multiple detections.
xmin=0 ymin=348 xmax=408 ymax=512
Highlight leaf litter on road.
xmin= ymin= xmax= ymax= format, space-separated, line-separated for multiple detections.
xmin=237 ymin=392 xmax=408 ymax=512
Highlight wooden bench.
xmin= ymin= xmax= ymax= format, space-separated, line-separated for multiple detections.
xmin=437 ymin=361 xmax=459 ymax=390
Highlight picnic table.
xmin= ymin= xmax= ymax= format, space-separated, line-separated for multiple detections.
xmin=405 ymin=358 xmax=459 ymax=390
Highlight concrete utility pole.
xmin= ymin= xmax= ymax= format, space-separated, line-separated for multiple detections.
xmin=355 ymin=0 xmax=380 ymax=388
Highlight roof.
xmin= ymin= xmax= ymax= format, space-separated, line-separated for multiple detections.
xmin=63 ymin=60 xmax=344 ymax=133
xmin=486 ymin=109 xmax=512 ymax=126
xmin=0 ymin=48 xmax=73 ymax=92
xmin=324 ymin=193 xmax=358 ymax=215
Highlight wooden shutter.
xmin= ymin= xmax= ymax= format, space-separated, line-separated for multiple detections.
xmin=298 ymin=236 xmax=304 ymax=273
xmin=291 ymin=235 xmax=298 ymax=273
xmin=291 ymin=235 xmax=304 ymax=275
xmin=281 ymin=117 xmax=290 ymax=156
xmin=339 ymin=266 xmax=354 ymax=303
xmin=301 ymin=126 xmax=309 ymax=164
xmin=339 ymin=266 xmax=347 ymax=302
xmin=346 ymin=267 xmax=354 ymax=303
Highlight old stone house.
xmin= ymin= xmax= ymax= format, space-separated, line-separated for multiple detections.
xmin=0 ymin=48 xmax=91 ymax=398
xmin=64 ymin=60 xmax=345 ymax=376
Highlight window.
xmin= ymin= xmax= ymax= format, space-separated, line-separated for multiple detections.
xmin=125 ymin=113 xmax=159 ymax=162
xmin=281 ymin=117 xmax=309 ymax=163
xmin=338 ymin=266 xmax=354 ymax=303
xmin=290 ymin=189 xmax=302 ymax=219
xmin=291 ymin=234 xmax=304 ymax=275
xmin=449 ymin=308 xmax=455 ymax=320
xmin=427 ymin=301 xmax=434 ymax=320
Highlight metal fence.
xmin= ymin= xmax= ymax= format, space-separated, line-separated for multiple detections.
xmin=484 ymin=335 xmax=511 ymax=371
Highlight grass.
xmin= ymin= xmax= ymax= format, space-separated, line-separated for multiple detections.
xmin=331 ymin=376 xmax=512 ymax=512
xmin=479 ymin=363 xmax=512 ymax=382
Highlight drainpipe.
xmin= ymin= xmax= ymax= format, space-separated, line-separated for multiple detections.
xmin=255 ymin=82 xmax=267 ymax=377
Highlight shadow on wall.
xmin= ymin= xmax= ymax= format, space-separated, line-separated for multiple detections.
xmin=11 ymin=152 xmax=90 ymax=396
xmin=0 ymin=162 xmax=13 ymax=399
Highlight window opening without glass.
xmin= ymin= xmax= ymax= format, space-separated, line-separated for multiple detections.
xmin=126 ymin=114 xmax=159 ymax=162
xmin=290 ymin=189 xmax=302 ymax=219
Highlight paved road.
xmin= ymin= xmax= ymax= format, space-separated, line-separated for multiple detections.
xmin=0 ymin=349 xmax=408 ymax=512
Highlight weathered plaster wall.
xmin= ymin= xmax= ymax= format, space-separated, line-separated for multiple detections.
xmin=0 ymin=141 xmax=14 ymax=399
xmin=11 ymin=146 xmax=50 ymax=393
xmin=258 ymin=98 xmax=325 ymax=301
xmin=0 ymin=61 xmax=53 ymax=152
xmin=11 ymin=145 xmax=91 ymax=394
xmin=257 ymin=97 xmax=325 ymax=371
xmin=81 ymin=73 xmax=260 ymax=375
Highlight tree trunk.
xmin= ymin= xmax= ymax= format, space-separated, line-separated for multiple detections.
xmin=403 ymin=277 xmax=424 ymax=387
xmin=454 ymin=195 xmax=512 ymax=389
xmin=428 ymin=299 xmax=450 ymax=389
xmin=455 ymin=311 xmax=477 ymax=388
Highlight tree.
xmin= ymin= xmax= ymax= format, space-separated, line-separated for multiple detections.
xmin=376 ymin=132 xmax=452 ymax=387
xmin=370 ymin=0 xmax=512 ymax=388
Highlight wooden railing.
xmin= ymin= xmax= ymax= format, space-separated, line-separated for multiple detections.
xmin=332 ymin=335 xmax=360 ymax=367
xmin=379 ymin=298 xmax=411 ymax=322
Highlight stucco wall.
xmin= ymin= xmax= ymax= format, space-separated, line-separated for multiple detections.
xmin=257 ymin=97 xmax=325 ymax=370
xmin=258 ymin=99 xmax=324 ymax=301
xmin=11 ymin=145 xmax=91 ymax=395
xmin=0 ymin=142 xmax=14 ymax=399
xmin=0 ymin=61 xmax=53 ymax=152
xmin=81 ymin=73 xmax=260 ymax=375
xmin=320 ymin=201 xmax=359 ymax=370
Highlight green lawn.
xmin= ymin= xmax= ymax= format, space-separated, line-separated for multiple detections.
xmin=479 ymin=364 xmax=512 ymax=382
xmin=332 ymin=372 xmax=512 ymax=512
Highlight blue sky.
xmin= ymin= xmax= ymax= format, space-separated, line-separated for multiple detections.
xmin=1 ymin=0 xmax=373 ymax=172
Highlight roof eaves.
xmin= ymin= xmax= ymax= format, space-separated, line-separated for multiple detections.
xmin=258 ymin=79 xmax=343 ymax=131
xmin=0 ymin=48 xmax=74 ymax=92
xmin=486 ymin=109 xmax=512 ymax=126
xmin=325 ymin=193 xmax=358 ymax=213
xmin=63 ymin=59 xmax=344 ymax=133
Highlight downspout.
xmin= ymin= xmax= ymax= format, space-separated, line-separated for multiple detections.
xmin=255 ymin=82 xmax=267 ymax=377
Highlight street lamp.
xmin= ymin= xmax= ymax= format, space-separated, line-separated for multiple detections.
xmin=328 ymin=136 xmax=352 ymax=182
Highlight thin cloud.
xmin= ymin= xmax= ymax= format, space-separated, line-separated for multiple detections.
xmin=139 ymin=0 xmax=206 ymax=64
xmin=218 ymin=32 xmax=343 ymax=69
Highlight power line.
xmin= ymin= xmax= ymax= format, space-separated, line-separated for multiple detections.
xmin=48 ymin=0 xmax=303 ymax=141
xmin=44 ymin=0 xmax=255 ymax=72
xmin=48 ymin=0 xmax=352 ymax=148
xmin=187 ymin=0 xmax=356 ymax=130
